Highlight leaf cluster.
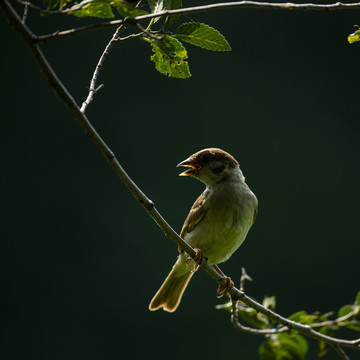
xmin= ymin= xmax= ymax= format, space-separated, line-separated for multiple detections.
xmin=42 ymin=0 xmax=231 ymax=78
xmin=217 ymin=291 xmax=360 ymax=360
xmin=148 ymin=22 xmax=231 ymax=78
xmin=143 ymin=0 xmax=231 ymax=78
xmin=43 ymin=0 xmax=147 ymax=17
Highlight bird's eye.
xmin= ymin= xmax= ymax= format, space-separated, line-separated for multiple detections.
xmin=201 ymin=154 xmax=211 ymax=163
xmin=212 ymin=164 xmax=225 ymax=174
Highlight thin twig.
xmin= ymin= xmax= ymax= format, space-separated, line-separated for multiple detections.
xmin=80 ymin=24 xmax=126 ymax=113
xmin=239 ymin=267 xmax=252 ymax=292
xmin=80 ymin=0 xmax=148 ymax=113
xmin=33 ymin=1 xmax=360 ymax=43
xmin=115 ymin=32 xmax=144 ymax=41
xmin=1 ymin=0 xmax=360 ymax=356
xmin=333 ymin=344 xmax=351 ymax=360
xmin=231 ymin=299 xmax=288 ymax=335
xmin=310 ymin=308 xmax=359 ymax=329
xmin=80 ymin=28 xmax=146 ymax=112
xmin=21 ymin=1 xmax=28 ymax=23
xmin=16 ymin=0 xmax=58 ymax=15
xmin=135 ymin=22 xmax=164 ymax=41
xmin=16 ymin=0 xmax=95 ymax=15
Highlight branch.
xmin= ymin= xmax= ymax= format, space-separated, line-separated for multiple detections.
xmin=231 ymin=299 xmax=288 ymax=335
xmin=16 ymin=0 xmax=59 ymax=15
xmin=80 ymin=24 xmax=125 ymax=113
xmin=34 ymin=0 xmax=360 ymax=43
xmin=80 ymin=0 xmax=154 ymax=113
xmin=2 ymin=0 xmax=360 ymax=357
xmin=310 ymin=308 xmax=360 ymax=329
xmin=80 ymin=26 xmax=155 ymax=112
xmin=229 ymin=285 xmax=360 ymax=350
xmin=0 ymin=0 xmax=206 ymax=277
xmin=333 ymin=344 xmax=351 ymax=360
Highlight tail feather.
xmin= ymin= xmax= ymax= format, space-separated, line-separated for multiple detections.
xmin=149 ymin=264 xmax=194 ymax=312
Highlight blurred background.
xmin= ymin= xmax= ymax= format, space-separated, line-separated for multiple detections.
xmin=1 ymin=1 xmax=360 ymax=359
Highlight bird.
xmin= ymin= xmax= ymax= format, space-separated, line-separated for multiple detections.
xmin=149 ymin=148 xmax=258 ymax=312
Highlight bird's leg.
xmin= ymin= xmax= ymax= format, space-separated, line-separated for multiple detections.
xmin=186 ymin=248 xmax=204 ymax=272
xmin=212 ymin=264 xmax=234 ymax=298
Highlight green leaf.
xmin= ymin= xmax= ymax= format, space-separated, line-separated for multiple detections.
xmin=338 ymin=304 xmax=355 ymax=318
xmin=282 ymin=333 xmax=308 ymax=360
xmin=340 ymin=320 xmax=360 ymax=331
xmin=317 ymin=311 xmax=334 ymax=322
xmin=60 ymin=0 xmax=72 ymax=9
xmin=216 ymin=300 xmax=270 ymax=329
xmin=147 ymin=0 xmax=170 ymax=23
xmin=318 ymin=325 xmax=335 ymax=338
xmin=348 ymin=29 xmax=360 ymax=44
xmin=288 ymin=311 xmax=319 ymax=325
xmin=260 ymin=333 xmax=308 ymax=360
xmin=43 ymin=0 xmax=59 ymax=10
xmin=317 ymin=341 xmax=328 ymax=357
xmin=317 ymin=325 xmax=336 ymax=357
xmin=69 ymin=0 xmax=115 ymax=18
xmin=259 ymin=341 xmax=279 ymax=360
xmin=112 ymin=0 xmax=148 ymax=17
xmin=164 ymin=0 xmax=182 ymax=27
xmin=355 ymin=290 xmax=360 ymax=306
xmin=317 ymin=326 xmax=335 ymax=357
xmin=149 ymin=36 xmax=191 ymax=78
xmin=241 ymin=307 xmax=270 ymax=329
xmin=288 ymin=311 xmax=308 ymax=323
xmin=175 ymin=22 xmax=231 ymax=51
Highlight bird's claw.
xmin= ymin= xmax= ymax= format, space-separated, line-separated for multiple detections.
xmin=217 ymin=277 xmax=234 ymax=298
xmin=187 ymin=248 xmax=204 ymax=272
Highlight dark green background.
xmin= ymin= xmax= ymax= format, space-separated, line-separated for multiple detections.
xmin=1 ymin=1 xmax=359 ymax=359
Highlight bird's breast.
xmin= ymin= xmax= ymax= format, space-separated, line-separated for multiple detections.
xmin=184 ymin=199 xmax=255 ymax=265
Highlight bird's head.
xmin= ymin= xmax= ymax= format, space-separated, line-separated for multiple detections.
xmin=177 ymin=148 xmax=243 ymax=186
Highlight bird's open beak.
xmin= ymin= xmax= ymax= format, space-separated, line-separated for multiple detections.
xmin=177 ymin=158 xmax=201 ymax=176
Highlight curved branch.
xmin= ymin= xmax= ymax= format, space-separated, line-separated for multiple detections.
xmin=2 ymin=0 xmax=360 ymax=356
xmin=34 ymin=0 xmax=360 ymax=43
xmin=231 ymin=299 xmax=289 ymax=335
xmin=229 ymin=286 xmax=360 ymax=349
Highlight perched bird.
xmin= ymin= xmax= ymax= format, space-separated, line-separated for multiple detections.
xmin=149 ymin=148 xmax=258 ymax=312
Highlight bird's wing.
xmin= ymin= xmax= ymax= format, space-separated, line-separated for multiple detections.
xmin=180 ymin=191 xmax=207 ymax=237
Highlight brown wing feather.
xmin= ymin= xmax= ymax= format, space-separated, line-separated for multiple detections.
xmin=180 ymin=192 xmax=207 ymax=237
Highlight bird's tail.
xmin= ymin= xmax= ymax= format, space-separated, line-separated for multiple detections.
xmin=149 ymin=260 xmax=194 ymax=312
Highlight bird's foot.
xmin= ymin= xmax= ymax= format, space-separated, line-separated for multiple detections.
xmin=187 ymin=248 xmax=204 ymax=272
xmin=212 ymin=264 xmax=234 ymax=298
xmin=217 ymin=277 xmax=234 ymax=298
